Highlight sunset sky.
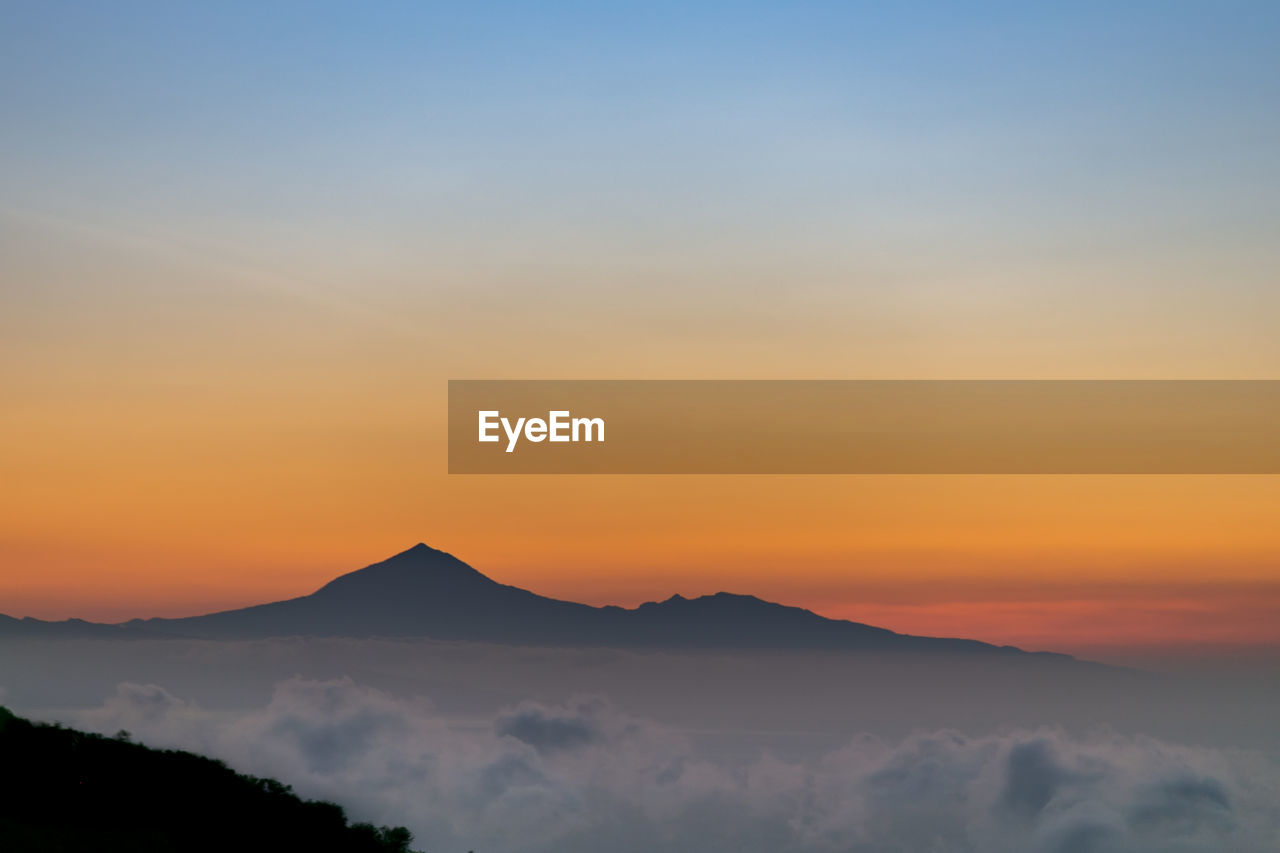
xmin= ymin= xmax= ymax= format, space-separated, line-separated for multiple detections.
xmin=3 ymin=2 xmax=1279 ymax=658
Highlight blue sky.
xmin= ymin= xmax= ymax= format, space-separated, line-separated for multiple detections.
xmin=4 ymin=2 xmax=1277 ymax=242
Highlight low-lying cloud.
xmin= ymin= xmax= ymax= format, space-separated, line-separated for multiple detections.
xmin=61 ymin=678 xmax=1279 ymax=853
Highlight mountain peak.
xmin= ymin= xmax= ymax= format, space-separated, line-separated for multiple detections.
xmin=311 ymin=543 xmax=495 ymax=597
xmin=397 ymin=542 xmax=443 ymax=558
xmin=381 ymin=542 xmax=469 ymax=566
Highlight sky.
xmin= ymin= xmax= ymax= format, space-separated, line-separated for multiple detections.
xmin=2 ymin=1 xmax=1279 ymax=658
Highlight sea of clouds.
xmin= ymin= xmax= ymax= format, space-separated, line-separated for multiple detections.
xmin=55 ymin=677 xmax=1280 ymax=853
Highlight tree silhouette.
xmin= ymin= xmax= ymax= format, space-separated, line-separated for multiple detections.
xmin=0 ymin=706 xmax=419 ymax=852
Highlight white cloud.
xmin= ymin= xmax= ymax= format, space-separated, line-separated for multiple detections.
xmin=60 ymin=677 xmax=1280 ymax=853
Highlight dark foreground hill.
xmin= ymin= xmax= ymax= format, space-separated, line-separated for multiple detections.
xmin=118 ymin=543 xmax=1071 ymax=659
xmin=0 ymin=706 xmax=416 ymax=853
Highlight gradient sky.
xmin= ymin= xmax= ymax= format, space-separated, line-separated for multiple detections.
xmin=3 ymin=2 xmax=1279 ymax=659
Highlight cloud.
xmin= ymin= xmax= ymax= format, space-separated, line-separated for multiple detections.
xmin=496 ymin=697 xmax=607 ymax=753
xmin=64 ymin=678 xmax=1280 ymax=853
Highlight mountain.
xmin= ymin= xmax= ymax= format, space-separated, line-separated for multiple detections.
xmin=100 ymin=543 xmax=1070 ymax=659
xmin=0 ymin=614 xmax=156 ymax=640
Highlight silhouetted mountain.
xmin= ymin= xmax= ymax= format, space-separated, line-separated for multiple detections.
xmin=0 ymin=614 xmax=159 ymax=640
xmin=0 ymin=706 xmax=416 ymax=853
xmin=103 ymin=544 xmax=1071 ymax=659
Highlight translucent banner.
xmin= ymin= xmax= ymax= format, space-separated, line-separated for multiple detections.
xmin=448 ymin=380 xmax=1280 ymax=474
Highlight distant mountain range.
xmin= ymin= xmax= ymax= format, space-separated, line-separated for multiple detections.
xmin=2 ymin=543 xmax=1071 ymax=659
xmin=0 ymin=614 xmax=149 ymax=639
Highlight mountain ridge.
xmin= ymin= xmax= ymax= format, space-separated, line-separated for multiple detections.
xmin=3 ymin=543 xmax=1074 ymax=660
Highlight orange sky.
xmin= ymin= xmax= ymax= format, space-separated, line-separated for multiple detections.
xmin=2 ymin=203 xmax=1279 ymax=656
xmin=4 ymin=404 xmax=1280 ymax=656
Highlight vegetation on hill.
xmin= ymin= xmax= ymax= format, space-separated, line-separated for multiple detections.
xmin=0 ymin=706 xmax=418 ymax=853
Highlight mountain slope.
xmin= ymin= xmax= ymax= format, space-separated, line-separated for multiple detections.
xmin=115 ymin=544 xmax=1067 ymax=658
xmin=0 ymin=706 xmax=416 ymax=853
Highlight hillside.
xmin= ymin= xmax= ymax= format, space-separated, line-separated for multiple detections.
xmin=0 ymin=706 xmax=416 ymax=853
